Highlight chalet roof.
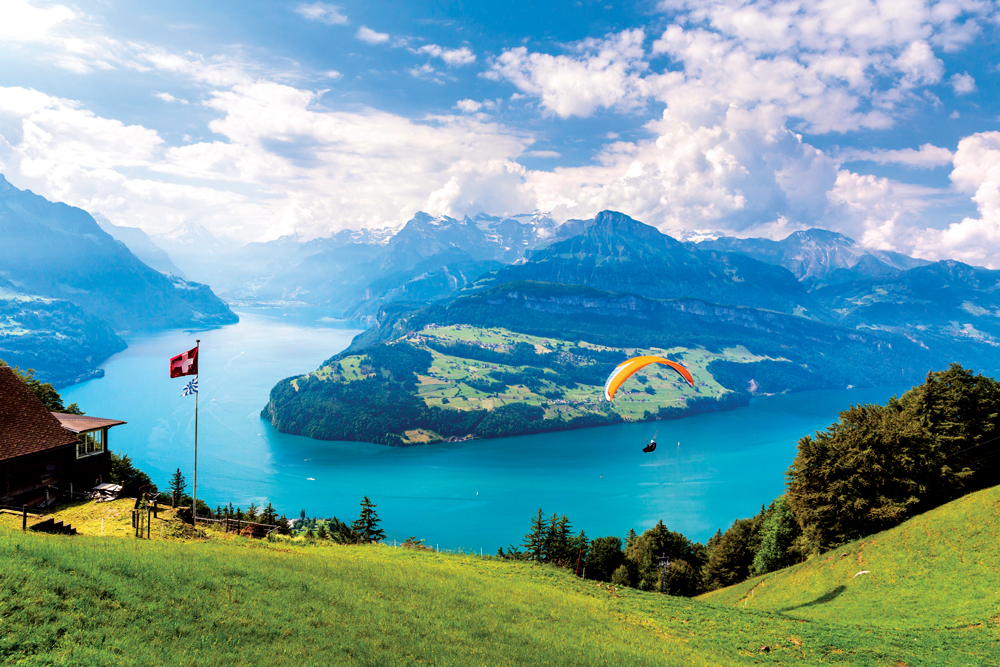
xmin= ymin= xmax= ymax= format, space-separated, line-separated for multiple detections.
xmin=0 ymin=366 xmax=79 ymax=461
xmin=51 ymin=412 xmax=126 ymax=434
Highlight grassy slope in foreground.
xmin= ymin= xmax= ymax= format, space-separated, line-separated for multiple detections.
xmin=699 ymin=484 xmax=1000 ymax=637
xmin=0 ymin=498 xmax=997 ymax=666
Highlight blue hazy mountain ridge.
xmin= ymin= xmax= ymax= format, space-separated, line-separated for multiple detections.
xmin=697 ymin=228 xmax=931 ymax=290
xmin=200 ymin=211 xmax=557 ymax=314
xmin=344 ymin=248 xmax=503 ymax=321
xmin=812 ymin=260 xmax=1000 ymax=358
xmin=95 ymin=216 xmax=186 ymax=278
xmin=0 ymin=174 xmax=237 ymax=334
xmin=0 ymin=277 xmax=126 ymax=386
xmin=150 ymin=222 xmax=242 ymax=283
xmin=480 ymin=210 xmax=822 ymax=319
xmin=334 ymin=212 xmax=557 ymax=317
xmin=197 ymin=229 xmax=387 ymax=302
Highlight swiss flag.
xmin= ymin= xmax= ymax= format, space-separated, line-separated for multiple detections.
xmin=170 ymin=346 xmax=199 ymax=378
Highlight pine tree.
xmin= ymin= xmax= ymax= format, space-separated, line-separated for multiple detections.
xmin=625 ymin=528 xmax=638 ymax=550
xmin=351 ymin=496 xmax=386 ymax=543
xmin=168 ymin=469 xmax=186 ymax=503
xmin=521 ymin=509 xmax=548 ymax=561
xmin=703 ymin=517 xmax=763 ymax=591
xmin=260 ymin=502 xmax=278 ymax=525
xmin=246 ymin=503 xmax=259 ymax=521
xmin=317 ymin=524 xmax=329 ymax=540
xmin=546 ymin=514 xmax=573 ymax=564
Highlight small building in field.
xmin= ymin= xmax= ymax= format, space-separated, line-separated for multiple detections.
xmin=0 ymin=366 xmax=125 ymax=506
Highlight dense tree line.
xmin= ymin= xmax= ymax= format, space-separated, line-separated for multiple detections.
xmin=499 ymin=364 xmax=1000 ymax=597
xmin=787 ymin=363 xmax=1000 ymax=552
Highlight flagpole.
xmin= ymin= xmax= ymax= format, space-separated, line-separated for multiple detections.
xmin=193 ymin=339 xmax=199 ymax=526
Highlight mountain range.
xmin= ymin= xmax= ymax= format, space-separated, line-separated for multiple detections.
xmin=696 ymin=228 xmax=930 ymax=289
xmin=29 ymin=173 xmax=1000 ymax=397
xmin=0 ymin=174 xmax=237 ymax=384
xmin=483 ymin=210 xmax=820 ymax=318
xmin=101 ymin=201 xmax=1000 ymax=376
xmin=262 ymin=209 xmax=1000 ymax=445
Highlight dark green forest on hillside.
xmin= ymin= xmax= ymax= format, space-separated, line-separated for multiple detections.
xmin=500 ymin=364 xmax=1000 ymax=597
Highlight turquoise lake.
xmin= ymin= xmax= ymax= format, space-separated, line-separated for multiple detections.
xmin=63 ymin=308 xmax=906 ymax=552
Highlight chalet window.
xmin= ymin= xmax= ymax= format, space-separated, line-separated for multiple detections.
xmin=76 ymin=429 xmax=105 ymax=458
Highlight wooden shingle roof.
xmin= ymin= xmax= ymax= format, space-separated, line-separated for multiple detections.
xmin=51 ymin=413 xmax=126 ymax=434
xmin=0 ymin=366 xmax=79 ymax=461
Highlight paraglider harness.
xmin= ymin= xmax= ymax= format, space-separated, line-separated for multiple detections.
xmin=642 ymin=439 xmax=657 ymax=453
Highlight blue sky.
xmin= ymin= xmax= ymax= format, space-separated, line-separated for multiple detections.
xmin=2 ymin=0 xmax=1000 ymax=266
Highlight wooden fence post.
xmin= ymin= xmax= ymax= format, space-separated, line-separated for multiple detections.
xmin=22 ymin=506 xmax=26 ymax=531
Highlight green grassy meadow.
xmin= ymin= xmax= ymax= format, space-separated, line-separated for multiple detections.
xmin=294 ymin=324 xmax=777 ymax=444
xmin=699 ymin=484 xmax=1000 ymax=634
xmin=2 ymin=487 xmax=999 ymax=666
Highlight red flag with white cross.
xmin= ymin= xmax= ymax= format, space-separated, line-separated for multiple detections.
xmin=170 ymin=345 xmax=199 ymax=378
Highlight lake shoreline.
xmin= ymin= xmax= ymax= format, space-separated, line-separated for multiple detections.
xmin=62 ymin=307 xmax=909 ymax=549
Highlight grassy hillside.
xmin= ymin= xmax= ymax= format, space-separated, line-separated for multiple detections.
xmin=1 ymin=494 xmax=998 ymax=666
xmin=268 ymin=322 xmax=782 ymax=445
xmin=699 ymin=484 xmax=1000 ymax=636
xmin=311 ymin=324 xmax=767 ymax=437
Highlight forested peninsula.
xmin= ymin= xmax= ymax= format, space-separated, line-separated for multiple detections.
xmin=263 ymin=281 xmax=935 ymax=445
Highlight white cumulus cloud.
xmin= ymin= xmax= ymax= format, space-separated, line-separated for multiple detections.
xmin=294 ymin=3 xmax=349 ymax=26
xmin=839 ymin=144 xmax=954 ymax=169
xmin=950 ymin=72 xmax=976 ymax=94
xmin=356 ymin=26 xmax=390 ymax=44
xmin=415 ymin=44 xmax=476 ymax=66
xmin=455 ymin=99 xmax=482 ymax=113
xmin=489 ymin=29 xmax=650 ymax=118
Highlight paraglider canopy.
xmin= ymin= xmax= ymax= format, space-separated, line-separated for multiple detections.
xmin=603 ymin=355 xmax=694 ymax=402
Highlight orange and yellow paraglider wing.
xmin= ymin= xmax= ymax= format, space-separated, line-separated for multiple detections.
xmin=659 ymin=358 xmax=695 ymax=388
xmin=603 ymin=355 xmax=694 ymax=402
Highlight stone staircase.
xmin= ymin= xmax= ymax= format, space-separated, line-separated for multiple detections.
xmin=29 ymin=517 xmax=78 ymax=536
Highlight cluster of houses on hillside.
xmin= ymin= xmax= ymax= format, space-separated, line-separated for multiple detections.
xmin=0 ymin=366 xmax=125 ymax=507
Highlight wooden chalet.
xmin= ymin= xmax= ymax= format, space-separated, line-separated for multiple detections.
xmin=0 ymin=366 xmax=125 ymax=507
